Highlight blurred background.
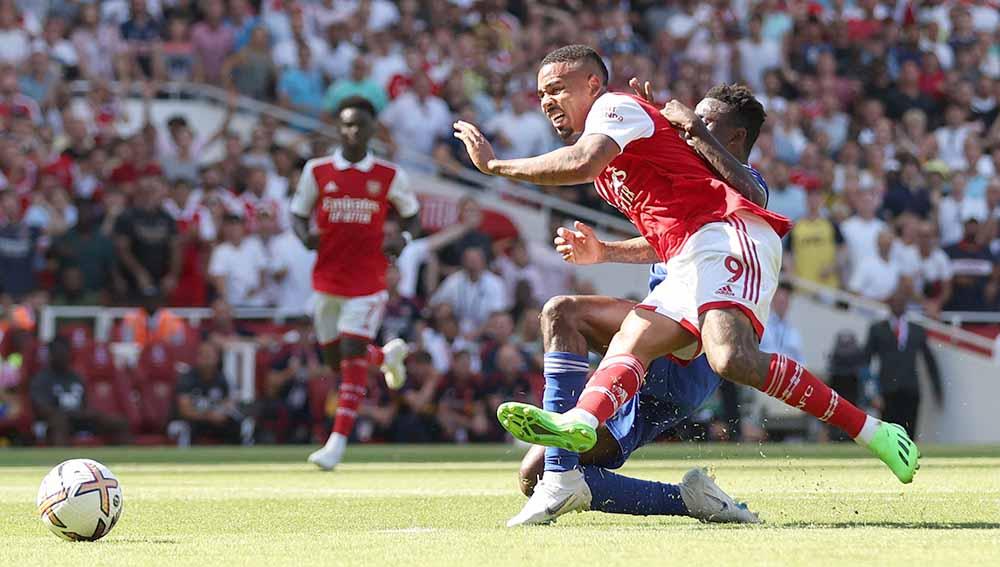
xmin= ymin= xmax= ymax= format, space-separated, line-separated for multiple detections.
xmin=0 ymin=0 xmax=997 ymax=449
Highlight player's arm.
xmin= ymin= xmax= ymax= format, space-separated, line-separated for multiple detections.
xmin=553 ymin=221 xmax=659 ymax=265
xmin=385 ymin=168 xmax=421 ymax=257
xmin=660 ymin=100 xmax=768 ymax=207
xmin=453 ymin=121 xmax=619 ymax=185
xmin=289 ymin=161 xmax=319 ymax=250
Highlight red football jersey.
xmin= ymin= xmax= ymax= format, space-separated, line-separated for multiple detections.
xmin=584 ymin=93 xmax=792 ymax=260
xmin=290 ymin=150 xmax=419 ymax=297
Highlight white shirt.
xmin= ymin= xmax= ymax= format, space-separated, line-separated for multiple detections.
xmin=209 ymin=236 xmax=268 ymax=307
xmin=264 ymin=231 xmax=316 ymax=316
xmin=849 ymin=253 xmax=900 ymax=301
xmin=380 ymin=92 xmax=453 ymax=156
xmin=429 ymin=270 xmax=509 ymax=335
xmin=396 ymin=237 xmax=431 ymax=298
xmin=890 ymin=241 xmax=921 ymax=279
xmin=737 ymin=38 xmax=783 ymax=92
xmin=484 ymin=110 xmax=557 ymax=160
xmin=760 ymin=314 xmax=804 ymax=361
xmin=916 ymin=248 xmax=953 ymax=295
xmin=938 ymin=194 xmax=988 ymax=246
xmin=0 ymin=29 xmax=30 ymax=65
xmin=271 ymin=36 xmax=329 ymax=71
xmin=494 ymin=255 xmax=547 ymax=306
xmin=934 ymin=125 xmax=973 ymax=171
xmin=840 ymin=216 xmax=887 ymax=276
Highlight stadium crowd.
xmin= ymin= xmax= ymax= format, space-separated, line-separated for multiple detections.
xmin=0 ymin=0 xmax=997 ymax=446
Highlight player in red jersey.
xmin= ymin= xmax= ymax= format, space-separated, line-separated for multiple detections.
xmin=291 ymin=97 xmax=420 ymax=471
xmin=453 ymin=45 xmax=919 ymax=520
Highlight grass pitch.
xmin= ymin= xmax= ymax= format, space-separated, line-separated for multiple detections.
xmin=1 ymin=444 xmax=999 ymax=566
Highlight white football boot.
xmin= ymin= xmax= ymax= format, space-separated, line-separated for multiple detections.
xmin=380 ymin=338 xmax=409 ymax=390
xmin=678 ymin=467 xmax=761 ymax=524
xmin=506 ymin=469 xmax=592 ymax=527
xmin=307 ymin=434 xmax=347 ymax=471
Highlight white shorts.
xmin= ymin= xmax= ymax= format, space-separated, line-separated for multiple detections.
xmin=313 ymin=290 xmax=389 ymax=344
xmin=638 ymin=211 xmax=781 ymax=362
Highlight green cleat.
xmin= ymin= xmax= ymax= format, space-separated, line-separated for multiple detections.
xmin=865 ymin=421 xmax=921 ymax=484
xmin=497 ymin=402 xmax=598 ymax=453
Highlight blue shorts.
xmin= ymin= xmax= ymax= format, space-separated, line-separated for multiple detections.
xmin=602 ymin=355 xmax=721 ymax=469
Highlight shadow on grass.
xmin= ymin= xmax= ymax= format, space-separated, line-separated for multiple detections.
xmin=103 ymin=537 xmax=182 ymax=544
xmin=776 ymin=521 xmax=1000 ymax=530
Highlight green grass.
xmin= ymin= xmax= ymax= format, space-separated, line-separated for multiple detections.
xmin=1 ymin=444 xmax=999 ymax=566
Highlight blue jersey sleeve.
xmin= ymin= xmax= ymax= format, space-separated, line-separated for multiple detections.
xmin=745 ymin=164 xmax=769 ymax=207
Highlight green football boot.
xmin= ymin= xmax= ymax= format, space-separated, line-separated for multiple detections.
xmin=497 ymin=402 xmax=597 ymax=453
xmin=864 ymin=421 xmax=921 ymax=484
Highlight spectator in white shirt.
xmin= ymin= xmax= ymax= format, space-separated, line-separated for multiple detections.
xmin=914 ymin=221 xmax=953 ymax=317
xmin=430 ymin=247 xmax=508 ymax=336
xmin=840 ymin=191 xmax=887 ymax=278
xmin=849 ymin=229 xmax=900 ymax=301
xmin=933 ymin=104 xmax=976 ymax=171
xmin=737 ymin=15 xmax=783 ymax=93
xmin=760 ymin=283 xmax=804 ymax=361
xmin=494 ymin=238 xmax=546 ymax=308
xmin=209 ymin=214 xmax=268 ymax=307
xmin=395 ymin=215 xmax=478 ymax=299
xmin=380 ymin=73 xmax=453 ymax=160
xmin=938 ymin=172 xmax=988 ymax=246
xmin=484 ymin=92 xmax=556 ymax=160
xmin=258 ymin=209 xmax=315 ymax=316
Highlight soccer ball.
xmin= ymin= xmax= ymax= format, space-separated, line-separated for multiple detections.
xmin=36 ymin=459 xmax=124 ymax=541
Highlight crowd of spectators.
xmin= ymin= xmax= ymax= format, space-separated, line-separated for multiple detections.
xmin=0 ymin=0 xmax=997 ymax=446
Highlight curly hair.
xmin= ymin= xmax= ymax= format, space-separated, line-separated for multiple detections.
xmin=540 ymin=44 xmax=609 ymax=85
xmin=703 ymin=84 xmax=767 ymax=150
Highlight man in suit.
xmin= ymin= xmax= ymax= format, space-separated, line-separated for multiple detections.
xmin=865 ymin=283 xmax=944 ymax=437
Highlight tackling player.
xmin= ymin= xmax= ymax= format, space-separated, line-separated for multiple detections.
xmin=511 ymin=82 xmax=771 ymax=526
xmin=291 ymin=97 xmax=419 ymax=471
xmin=453 ymin=45 xmax=918 ymax=519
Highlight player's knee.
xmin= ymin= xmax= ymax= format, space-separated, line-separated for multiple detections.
xmin=518 ymin=449 xmax=545 ymax=497
xmin=541 ymin=296 xmax=580 ymax=331
xmin=704 ymin=337 xmax=758 ymax=385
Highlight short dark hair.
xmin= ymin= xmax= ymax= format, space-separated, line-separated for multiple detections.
xmin=336 ymin=96 xmax=377 ymax=118
xmin=703 ymin=84 xmax=767 ymax=150
xmin=540 ymin=44 xmax=609 ymax=85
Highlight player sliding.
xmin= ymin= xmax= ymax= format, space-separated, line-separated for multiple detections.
xmin=512 ymin=81 xmax=771 ymax=527
xmin=291 ymin=97 xmax=419 ymax=471
xmin=453 ymin=45 xmax=919 ymax=520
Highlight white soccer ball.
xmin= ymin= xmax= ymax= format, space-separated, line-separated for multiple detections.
xmin=36 ymin=459 xmax=124 ymax=541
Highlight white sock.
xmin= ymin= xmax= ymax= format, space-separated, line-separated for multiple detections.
xmin=325 ymin=433 xmax=347 ymax=453
xmin=564 ymin=408 xmax=599 ymax=429
xmin=853 ymin=415 xmax=881 ymax=446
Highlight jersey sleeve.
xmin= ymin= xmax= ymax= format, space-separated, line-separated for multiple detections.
xmin=387 ymin=168 xmax=420 ymax=218
xmin=290 ymin=160 xmax=319 ymax=218
xmin=582 ymin=93 xmax=655 ymax=153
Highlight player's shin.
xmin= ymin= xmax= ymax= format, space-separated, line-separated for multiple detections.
xmin=332 ymin=357 xmax=369 ymax=439
xmin=757 ymin=353 xmax=868 ymax=439
xmin=581 ymin=466 xmax=688 ymax=516
xmin=572 ymin=354 xmax=645 ymax=426
xmin=542 ymin=352 xmax=589 ymax=472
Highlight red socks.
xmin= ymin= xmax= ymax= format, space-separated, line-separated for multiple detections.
xmin=574 ymin=354 xmax=645 ymax=424
xmin=366 ymin=344 xmax=384 ymax=367
xmin=332 ymin=356 xmax=368 ymax=437
xmin=760 ymin=353 xmax=867 ymax=438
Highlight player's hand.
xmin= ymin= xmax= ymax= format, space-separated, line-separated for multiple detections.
xmin=628 ymin=77 xmax=655 ymax=104
xmin=453 ymin=121 xmax=496 ymax=175
xmin=661 ymin=99 xmax=700 ymax=134
xmin=554 ymin=221 xmax=606 ymax=265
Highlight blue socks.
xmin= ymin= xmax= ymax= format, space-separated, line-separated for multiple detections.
xmin=582 ymin=466 xmax=690 ymax=516
xmin=542 ymin=352 xmax=589 ymax=473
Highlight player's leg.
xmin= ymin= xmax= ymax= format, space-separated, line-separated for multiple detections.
xmin=499 ymin=306 xmax=695 ymax=453
xmin=698 ymin=214 xmax=919 ymax=483
xmin=537 ymin=295 xmax=634 ymax=472
xmin=506 ymin=295 xmax=636 ymax=526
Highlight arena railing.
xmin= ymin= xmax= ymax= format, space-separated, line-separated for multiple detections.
xmin=786 ymin=275 xmax=997 ymax=357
